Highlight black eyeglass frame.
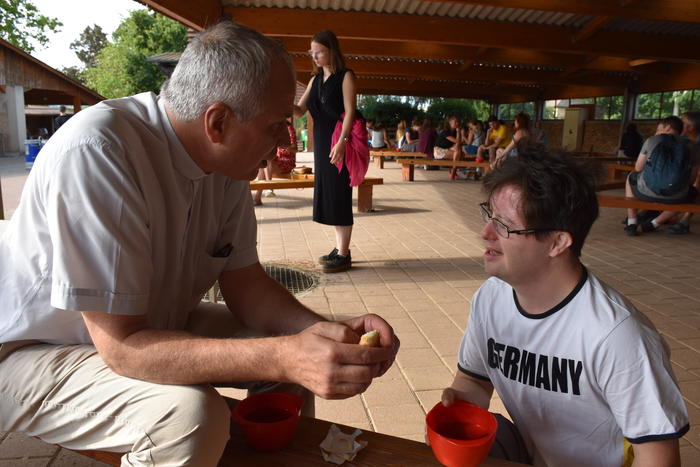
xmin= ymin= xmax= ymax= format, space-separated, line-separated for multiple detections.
xmin=479 ymin=202 xmax=556 ymax=238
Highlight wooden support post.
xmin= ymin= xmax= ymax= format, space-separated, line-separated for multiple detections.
xmin=374 ymin=155 xmax=383 ymax=169
xmin=72 ymin=95 xmax=82 ymax=113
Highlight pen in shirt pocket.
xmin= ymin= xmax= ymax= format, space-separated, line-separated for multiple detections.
xmin=213 ymin=243 xmax=233 ymax=258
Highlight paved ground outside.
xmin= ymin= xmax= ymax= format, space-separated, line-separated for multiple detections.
xmin=1 ymin=152 xmax=699 ymax=465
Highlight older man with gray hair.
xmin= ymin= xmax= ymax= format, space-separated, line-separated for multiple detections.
xmin=0 ymin=21 xmax=398 ymax=466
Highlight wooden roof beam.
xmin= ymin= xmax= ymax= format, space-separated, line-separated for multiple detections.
xmin=292 ymin=56 xmax=628 ymax=87
xmin=420 ymin=0 xmax=700 ymax=23
xmin=137 ymin=0 xmax=221 ymax=30
xmin=459 ymin=47 xmax=488 ymax=72
xmin=228 ymin=8 xmax=700 ymax=62
xmin=572 ymin=16 xmax=611 ymax=43
xmin=280 ymin=37 xmax=660 ymax=73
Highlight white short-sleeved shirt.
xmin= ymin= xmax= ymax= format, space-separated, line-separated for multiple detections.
xmin=0 ymin=93 xmax=258 ymax=344
xmin=459 ymin=269 xmax=689 ymax=467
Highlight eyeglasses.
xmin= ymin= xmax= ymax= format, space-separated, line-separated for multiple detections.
xmin=479 ymin=202 xmax=555 ymax=239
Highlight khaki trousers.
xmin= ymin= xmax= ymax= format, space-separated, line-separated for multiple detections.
xmin=0 ymin=302 xmax=313 ymax=466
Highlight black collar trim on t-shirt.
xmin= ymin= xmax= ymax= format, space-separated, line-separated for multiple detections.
xmin=513 ymin=266 xmax=588 ymax=319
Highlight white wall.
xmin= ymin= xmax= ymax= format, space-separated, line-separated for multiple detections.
xmin=2 ymin=86 xmax=26 ymax=156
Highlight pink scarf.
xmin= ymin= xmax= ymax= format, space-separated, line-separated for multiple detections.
xmin=331 ymin=113 xmax=370 ymax=187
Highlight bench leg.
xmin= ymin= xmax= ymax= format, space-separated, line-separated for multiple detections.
xmin=357 ymin=185 xmax=373 ymax=212
xmin=374 ymin=156 xmax=383 ymax=169
xmin=401 ymin=163 xmax=415 ymax=182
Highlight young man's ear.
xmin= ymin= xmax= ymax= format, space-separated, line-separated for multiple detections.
xmin=203 ymin=102 xmax=233 ymax=144
xmin=548 ymin=231 xmax=573 ymax=258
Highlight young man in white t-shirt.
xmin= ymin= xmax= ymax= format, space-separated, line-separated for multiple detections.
xmin=440 ymin=151 xmax=688 ymax=466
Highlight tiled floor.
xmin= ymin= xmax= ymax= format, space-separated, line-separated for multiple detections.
xmin=1 ymin=153 xmax=699 ymax=465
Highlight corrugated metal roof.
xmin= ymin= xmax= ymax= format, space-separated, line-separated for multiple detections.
xmin=604 ymin=17 xmax=700 ymax=37
xmin=225 ymin=1 xmax=589 ymax=27
xmin=224 ymin=0 xmax=700 ymax=36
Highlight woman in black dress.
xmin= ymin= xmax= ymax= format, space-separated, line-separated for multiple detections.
xmin=294 ymin=30 xmax=357 ymax=273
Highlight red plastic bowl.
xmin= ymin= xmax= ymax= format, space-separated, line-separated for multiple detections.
xmin=232 ymin=392 xmax=304 ymax=451
xmin=426 ymin=400 xmax=497 ymax=467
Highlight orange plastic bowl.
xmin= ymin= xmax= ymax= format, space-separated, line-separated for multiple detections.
xmin=232 ymin=392 xmax=303 ymax=451
xmin=426 ymin=401 xmax=497 ymax=467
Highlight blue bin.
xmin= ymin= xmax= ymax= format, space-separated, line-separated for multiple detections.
xmin=24 ymin=139 xmax=43 ymax=169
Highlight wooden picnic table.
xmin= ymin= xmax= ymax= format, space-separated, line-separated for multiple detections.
xmin=249 ymin=174 xmax=383 ymax=213
xmin=370 ymin=150 xmax=424 ymax=169
xmin=396 ymin=158 xmax=491 ymax=182
xmin=221 ymin=411 xmax=528 ymax=467
xmin=74 ymin=397 xmax=528 ymax=466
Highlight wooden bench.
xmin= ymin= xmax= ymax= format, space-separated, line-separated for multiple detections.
xmin=249 ymin=176 xmax=383 ymax=213
xmin=603 ymin=163 xmax=635 ymax=181
xmin=72 ymin=398 xmax=526 ymax=466
xmin=370 ymin=150 xmax=424 ymax=169
xmin=597 ymin=194 xmax=700 ymax=213
xmin=591 ymin=163 xmax=636 ymax=191
xmin=396 ymin=157 xmax=491 ymax=182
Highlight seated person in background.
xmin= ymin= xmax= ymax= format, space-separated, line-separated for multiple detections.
xmin=624 ymin=115 xmax=700 ymax=236
xmin=462 ymin=119 xmax=484 ymax=156
xmin=441 ymin=149 xmax=688 ymax=466
xmin=0 ymin=21 xmax=400 ymax=466
xmin=370 ymin=121 xmax=390 ymax=149
xmin=395 ymin=120 xmax=407 ymax=149
xmin=493 ymin=112 xmax=531 ymax=168
xmin=476 ymin=116 xmax=509 ymax=167
xmin=434 ymin=115 xmax=461 ymax=160
xmin=418 ymin=118 xmax=438 ymax=162
xmin=618 ymin=123 xmax=644 ymax=161
xmin=435 ymin=115 xmax=463 ymax=180
xmin=401 ymin=116 xmax=421 ymax=152
xmin=253 ymin=118 xmax=297 ymax=205
xmin=669 ymin=110 xmax=700 ymax=234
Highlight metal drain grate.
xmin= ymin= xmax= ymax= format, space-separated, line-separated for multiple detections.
xmin=264 ymin=264 xmax=317 ymax=295
xmin=207 ymin=263 xmax=317 ymax=302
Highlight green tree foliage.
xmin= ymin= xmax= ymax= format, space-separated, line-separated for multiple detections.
xmin=358 ymin=94 xmax=489 ymax=131
xmin=71 ymin=25 xmax=107 ymax=69
xmin=358 ymin=95 xmax=419 ymax=128
xmin=426 ymin=98 xmax=489 ymax=125
xmin=84 ymin=10 xmax=187 ymax=98
xmin=0 ymin=0 xmax=61 ymax=53
xmin=60 ymin=65 xmax=84 ymax=84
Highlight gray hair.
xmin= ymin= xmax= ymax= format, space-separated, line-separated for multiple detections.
xmin=161 ymin=21 xmax=291 ymax=122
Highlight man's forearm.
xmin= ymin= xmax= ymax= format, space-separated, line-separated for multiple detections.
xmin=219 ymin=263 xmax=325 ymax=336
xmin=110 ymin=330 xmax=292 ymax=385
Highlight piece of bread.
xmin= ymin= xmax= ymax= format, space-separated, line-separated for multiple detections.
xmin=359 ymin=330 xmax=380 ymax=347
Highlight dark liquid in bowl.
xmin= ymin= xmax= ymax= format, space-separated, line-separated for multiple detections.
xmin=436 ymin=422 xmax=488 ymax=441
xmin=247 ymin=407 xmax=293 ymax=423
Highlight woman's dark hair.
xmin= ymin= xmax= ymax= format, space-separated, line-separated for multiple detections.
xmin=420 ymin=118 xmax=434 ymax=131
xmin=625 ymin=123 xmax=638 ymax=133
xmin=311 ymin=30 xmax=346 ymax=75
xmin=514 ymin=113 xmax=530 ymax=131
xmin=481 ymin=147 xmax=600 ymax=257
